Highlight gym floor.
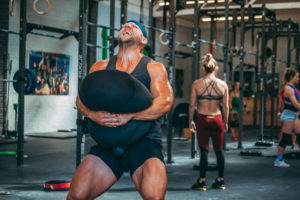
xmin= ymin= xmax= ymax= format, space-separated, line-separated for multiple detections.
xmin=0 ymin=128 xmax=300 ymax=200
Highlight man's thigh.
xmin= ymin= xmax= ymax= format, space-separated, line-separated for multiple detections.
xmin=132 ymin=158 xmax=167 ymax=199
xmin=68 ymin=155 xmax=117 ymax=200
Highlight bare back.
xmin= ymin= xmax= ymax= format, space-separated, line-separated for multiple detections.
xmin=193 ymin=77 xmax=227 ymax=115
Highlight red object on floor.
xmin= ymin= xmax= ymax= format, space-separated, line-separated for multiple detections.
xmin=43 ymin=180 xmax=71 ymax=191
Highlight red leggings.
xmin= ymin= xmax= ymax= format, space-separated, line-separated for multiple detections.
xmin=196 ymin=114 xmax=224 ymax=152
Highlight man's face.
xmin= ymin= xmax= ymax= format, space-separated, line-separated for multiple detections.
xmin=118 ymin=22 xmax=144 ymax=45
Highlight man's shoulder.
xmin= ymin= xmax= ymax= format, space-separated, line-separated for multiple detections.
xmin=148 ymin=59 xmax=163 ymax=66
xmin=147 ymin=60 xmax=166 ymax=71
xmin=89 ymin=59 xmax=109 ymax=73
xmin=92 ymin=59 xmax=109 ymax=68
xmin=146 ymin=60 xmax=168 ymax=80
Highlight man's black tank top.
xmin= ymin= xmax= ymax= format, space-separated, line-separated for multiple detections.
xmin=105 ymin=55 xmax=162 ymax=142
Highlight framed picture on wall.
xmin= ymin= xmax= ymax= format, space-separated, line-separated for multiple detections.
xmin=29 ymin=51 xmax=70 ymax=95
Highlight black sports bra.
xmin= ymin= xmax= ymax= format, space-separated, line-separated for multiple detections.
xmin=197 ymin=79 xmax=222 ymax=101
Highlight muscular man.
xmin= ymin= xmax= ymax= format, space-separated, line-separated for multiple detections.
xmin=67 ymin=20 xmax=173 ymax=200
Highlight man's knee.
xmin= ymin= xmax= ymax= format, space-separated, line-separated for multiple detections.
xmin=141 ymin=183 xmax=166 ymax=200
xmin=67 ymin=190 xmax=90 ymax=200
xmin=142 ymin=194 xmax=164 ymax=200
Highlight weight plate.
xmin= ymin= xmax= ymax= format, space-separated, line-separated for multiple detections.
xmin=13 ymin=69 xmax=37 ymax=94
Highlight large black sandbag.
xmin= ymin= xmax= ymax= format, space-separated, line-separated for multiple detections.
xmin=87 ymin=119 xmax=152 ymax=149
xmin=79 ymin=70 xmax=154 ymax=151
xmin=79 ymin=70 xmax=153 ymax=113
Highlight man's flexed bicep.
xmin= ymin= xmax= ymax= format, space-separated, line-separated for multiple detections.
xmin=133 ymin=62 xmax=174 ymax=120
xmin=76 ymin=59 xmax=108 ymax=116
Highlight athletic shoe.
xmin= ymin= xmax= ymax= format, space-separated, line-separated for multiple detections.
xmin=274 ymin=159 xmax=290 ymax=168
xmin=212 ymin=179 xmax=226 ymax=190
xmin=191 ymin=179 xmax=207 ymax=191
xmin=292 ymin=144 xmax=296 ymax=150
xmin=232 ymin=136 xmax=238 ymax=141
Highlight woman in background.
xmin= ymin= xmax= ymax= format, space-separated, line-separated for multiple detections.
xmin=229 ymin=81 xmax=240 ymax=141
xmin=278 ymin=88 xmax=297 ymax=149
xmin=274 ymin=68 xmax=300 ymax=167
xmin=189 ymin=53 xmax=229 ymax=191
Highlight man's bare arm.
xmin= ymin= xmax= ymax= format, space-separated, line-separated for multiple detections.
xmin=75 ymin=60 xmax=121 ymax=127
xmin=132 ymin=62 xmax=174 ymax=120
xmin=76 ymin=59 xmax=108 ymax=116
xmin=76 ymin=96 xmax=92 ymax=118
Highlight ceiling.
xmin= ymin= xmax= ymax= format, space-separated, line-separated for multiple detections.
xmin=153 ymin=0 xmax=300 ymax=28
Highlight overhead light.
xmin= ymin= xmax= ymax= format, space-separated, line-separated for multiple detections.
xmin=254 ymin=15 xmax=263 ymax=19
xmin=202 ymin=17 xmax=212 ymax=22
xmin=186 ymin=0 xmax=215 ymax=4
xmin=159 ymin=0 xmax=231 ymax=6
xmin=159 ymin=2 xmax=170 ymax=6
xmin=201 ymin=15 xmax=262 ymax=22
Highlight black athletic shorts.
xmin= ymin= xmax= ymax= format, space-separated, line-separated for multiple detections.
xmin=88 ymin=136 xmax=164 ymax=180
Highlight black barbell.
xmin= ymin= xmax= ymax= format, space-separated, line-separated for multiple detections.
xmin=0 ymin=69 xmax=36 ymax=94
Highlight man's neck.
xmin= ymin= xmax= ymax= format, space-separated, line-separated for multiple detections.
xmin=117 ymin=44 xmax=143 ymax=69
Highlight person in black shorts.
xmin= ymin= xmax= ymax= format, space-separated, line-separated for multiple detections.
xmin=67 ymin=20 xmax=174 ymax=200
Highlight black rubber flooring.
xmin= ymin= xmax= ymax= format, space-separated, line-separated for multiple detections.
xmin=0 ymin=128 xmax=299 ymax=200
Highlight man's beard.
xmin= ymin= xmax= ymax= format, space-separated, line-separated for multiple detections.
xmin=118 ymin=37 xmax=137 ymax=46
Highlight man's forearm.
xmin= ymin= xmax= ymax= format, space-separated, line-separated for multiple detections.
xmin=76 ymin=96 xmax=92 ymax=118
xmin=133 ymin=98 xmax=173 ymax=121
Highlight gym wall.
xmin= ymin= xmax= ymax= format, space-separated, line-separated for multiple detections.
xmin=7 ymin=0 xmax=79 ymax=134
xmin=6 ymin=1 xmax=300 ymax=134
xmin=155 ymin=19 xmax=193 ymax=107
